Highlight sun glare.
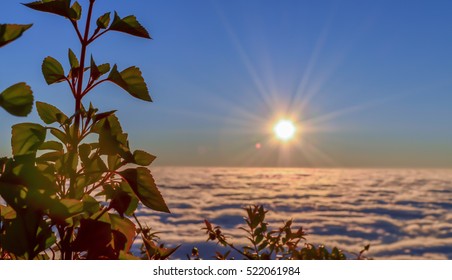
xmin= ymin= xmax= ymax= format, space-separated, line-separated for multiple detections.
xmin=274 ymin=119 xmax=296 ymax=141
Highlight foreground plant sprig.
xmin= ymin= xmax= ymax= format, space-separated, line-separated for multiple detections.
xmin=0 ymin=23 xmax=34 ymax=117
xmin=203 ymin=205 xmax=371 ymax=260
xmin=0 ymin=0 xmax=170 ymax=260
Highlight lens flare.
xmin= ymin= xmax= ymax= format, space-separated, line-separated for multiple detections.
xmin=274 ymin=120 xmax=296 ymax=141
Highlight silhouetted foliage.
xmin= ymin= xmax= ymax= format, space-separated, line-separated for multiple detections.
xmin=1 ymin=2 xmax=372 ymax=261
xmin=202 ymin=205 xmax=371 ymax=260
xmin=0 ymin=0 xmax=171 ymax=260
xmin=0 ymin=23 xmax=33 ymax=116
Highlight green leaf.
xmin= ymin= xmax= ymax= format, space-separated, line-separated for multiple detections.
xmin=11 ymin=123 xmax=46 ymax=157
xmin=90 ymin=55 xmax=101 ymax=81
xmin=0 ymin=210 xmax=55 ymax=259
xmin=109 ymin=190 xmax=132 ymax=216
xmin=0 ymin=160 xmax=57 ymax=198
xmin=118 ymin=181 xmax=139 ymax=216
xmin=108 ymin=64 xmax=151 ymax=102
xmin=68 ymin=48 xmax=79 ymax=69
xmin=109 ymin=214 xmax=136 ymax=251
xmin=0 ymin=82 xmax=33 ymax=116
xmin=82 ymin=195 xmax=100 ymax=216
xmin=37 ymin=151 xmax=61 ymax=162
xmin=108 ymin=186 xmax=138 ymax=217
xmin=79 ymin=143 xmax=91 ymax=163
xmin=0 ymin=205 xmax=17 ymax=220
xmin=84 ymin=154 xmax=108 ymax=175
xmin=0 ymin=23 xmax=32 ymax=48
xmin=42 ymin=56 xmax=65 ymax=85
xmin=23 ymin=0 xmax=78 ymax=20
xmin=120 ymin=167 xmax=169 ymax=213
xmin=47 ymin=198 xmax=85 ymax=223
xmin=36 ymin=101 xmax=68 ymax=124
xmin=98 ymin=63 xmax=111 ymax=76
xmin=39 ymin=140 xmax=63 ymax=151
xmin=96 ymin=12 xmax=111 ymax=29
xmin=70 ymin=1 xmax=81 ymax=20
xmin=107 ymin=154 xmax=121 ymax=170
xmin=89 ymin=58 xmax=109 ymax=84
xmin=92 ymin=114 xmax=133 ymax=160
xmin=50 ymin=128 xmax=68 ymax=144
xmin=119 ymin=251 xmax=140 ymax=260
xmin=133 ymin=150 xmax=156 ymax=166
xmin=93 ymin=110 xmax=116 ymax=123
xmin=109 ymin=12 xmax=151 ymax=39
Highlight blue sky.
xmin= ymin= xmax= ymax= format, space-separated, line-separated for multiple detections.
xmin=1 ymin=0 xmax=451 ymax=167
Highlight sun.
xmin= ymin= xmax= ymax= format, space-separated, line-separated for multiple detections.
xmin=274 ymin=119 xmax=296 ymax=141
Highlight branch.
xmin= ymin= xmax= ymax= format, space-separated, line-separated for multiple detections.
xmin=70 ymin=20 xmax=83 ymax=43
xmin=81 ymin=78 xmax=108 ymax=97
xmin=88 ymin=29 xmax=109 ymax=44
xmin=64 ymin=77 xmax=77 ymax=98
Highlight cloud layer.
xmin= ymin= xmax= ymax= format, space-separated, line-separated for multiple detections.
xmin=137 ymin=167 xmax=452 ymax=259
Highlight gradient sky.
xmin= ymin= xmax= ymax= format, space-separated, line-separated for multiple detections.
xmin=1 ymin=0 xmax=451 ymax=167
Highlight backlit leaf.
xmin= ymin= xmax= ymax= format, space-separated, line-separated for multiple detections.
xmin=0 ymin=23 xmax=32 ymax=47
xmin=0 ymin=205 xmax=17 ymax=220
xmin=50 ymin=128 xmax=68 ymax=144
xmin=93 ymin=110 xmax=116 ymax=123
xmin=82 ymin=195 xmax=100 ymax=216
xmin=42 ymin=56 xmax=65 ymax=85
xmin=1 ymin=211 xmax=55 ymax=259
xmin=118 ymin=181 xmax=139 ymax=216
xmin=108 ymin=64 xmax=151 ymax=102
xmin=96 ymin=12 xmax=111 ymax=29
xmin=70 ymin=1 xmax=81 ymax=20
xmin=39 ymin=140 xmax=63 ymax=151
xmin=133 ymin=150 xmax=156 ymax=166
xmin=47 ymin=198 xmax=85 ymax=223
xmin=98 ymin=63 xmax=111 ymax=75
xmin=37 ymin=151 xmax=61 ymax=162
xmin=109 ymin=190 xmax=132 ymax=217
xmin=84 ymin=154 xmax=107 ymax=175
xmin=109 ymin=12 xmax=151 ymax=39
xmin=11 ymin=123 xmax=46 ymax=157
xmin=0 ymin=82 xmax=33 ymax=116
xmin=78 ymin=143 xmax=91 ymax=163
xmin=90 ymin=55 xmax=100 ymax=81
xmin=119 ymin=251 xmax=140 ymax=260
xmin=107 ymin=154 xmax=121 ymax=170
xmin=109 ymin=214 xmax=135 ymax=250
xmin=120 ymin=167 xmax=169 ymax=213
xmin=89 ymin=61 xmax=111 ymax=84
xmin=68 ymin=48 xmax=79 ymax=69
xmin=23 ymin=0 xmax=78 ymax=20
xmin=92 ymin=114 xmax=133 ymax=160
xmin=36 ymin=101 xmax=68 ymax=124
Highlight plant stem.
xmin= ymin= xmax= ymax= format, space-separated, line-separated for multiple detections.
xmin=63 ymin=0 xmax=96 ymax=260
xmin=74 ymin=0 xmax=95 ymax=134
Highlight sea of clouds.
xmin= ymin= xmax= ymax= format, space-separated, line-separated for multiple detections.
xmin=136 ymin=167 xmax=452 ymax=259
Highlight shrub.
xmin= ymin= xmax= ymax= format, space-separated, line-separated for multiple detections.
xmin=202 ymin=205 xmax=371 ymax=260
xmin=0 ymin=0 xmax=170 ymax=260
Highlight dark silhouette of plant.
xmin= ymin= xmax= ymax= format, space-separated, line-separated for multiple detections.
xmin=203 ymin=205 xmax=371 ymax=260
xmin=0 ymin=23 xmax=33 ymax=116
xmin=0 ymin=0 xmax=171 ymax=260
xmin=137 ymin=220 xmax=180 ymax=260
xmin=1 ymin=2 xmax=373 ymax=261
